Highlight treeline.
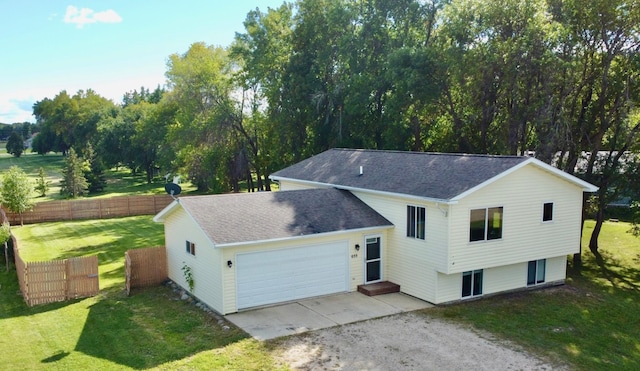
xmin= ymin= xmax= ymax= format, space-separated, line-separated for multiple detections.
xmin=30 ymin=0 xmax=639 ymax=254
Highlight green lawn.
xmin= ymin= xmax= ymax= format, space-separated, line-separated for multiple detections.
xmin=3 ymin=218 xmax=638 ymax=369
xmin=428 ymin=220 xmax=640 ymax=370
xmin=3 ymin=216 xmax=287 ymax=370
xmin=12 ymin=216 xmax=165 ymax=290
xmin=0 ymin=152 xmax=197 ymax=202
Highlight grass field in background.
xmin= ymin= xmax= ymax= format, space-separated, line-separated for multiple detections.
xmin=0 ymin=151 xmax=197 ymax=202
xmin=429 ymin=220 xmax=640 ymax=370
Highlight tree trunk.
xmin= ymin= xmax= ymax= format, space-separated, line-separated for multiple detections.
xmin=589 ymin=206 xmax=605 ymax=256
xmin=4 ymin=241 xmax=8 ymax=272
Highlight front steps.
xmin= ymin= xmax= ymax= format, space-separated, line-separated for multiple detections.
xmin=357 ymin=281 xmax=400 ymax=296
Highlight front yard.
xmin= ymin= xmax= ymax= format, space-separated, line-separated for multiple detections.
xmin=1 ymin=217 xmax=638 ymax=369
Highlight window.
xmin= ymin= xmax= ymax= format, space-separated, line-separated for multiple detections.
xmin=542 ymin=202 xmax=554 ymax=222
xmin=462 ymin=269 xmax=483 ymax=298
xmin=527 ymin=259 xmax=546 ymax=286
xmin=406 ymin=205 xmax=426 ymax=240
xmin=185 ymin=240 xmax=196 ymax=256
xmin=469 ymin=207 xmax=503 ymax=242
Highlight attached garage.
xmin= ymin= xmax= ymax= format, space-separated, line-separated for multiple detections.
xmin=154 ymin=188 xmax=393 ymax=314
xmin=236 ymin=241 xmax=349 ymax=309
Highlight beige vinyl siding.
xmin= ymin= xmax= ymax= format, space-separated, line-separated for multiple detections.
xmin=435 ymin=255 xmax=568 ymax=303
xmin=352 ymin=191 xmax=448 ymax=303
xmin=447 ymin=164 xmax=583 ymax=274
xmin=164 ymin=207 xmax=224 ymax=313
xmin=484 ymin=263 xmax=527 ymax=294
xmin=544 ymin=256 xmax=568 ymax=283
xmin=220 ymin=230 xmax=387 ymax=314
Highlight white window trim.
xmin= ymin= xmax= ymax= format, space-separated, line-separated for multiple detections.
xmin=406 ymin=205 xmax=426 ymax=240
xmin=542 ymin=201 xmax=554 ymax=223
xmin=527 ymin=259 xmax=546 ymax=286
xmin=461 ymin=269 xmax=484 ymax=299
xmin=469 ymin=206 xmax=504 ymax=243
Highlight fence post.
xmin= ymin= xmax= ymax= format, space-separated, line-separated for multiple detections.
xmin=65 ymin=258 xmax=70 ymax=299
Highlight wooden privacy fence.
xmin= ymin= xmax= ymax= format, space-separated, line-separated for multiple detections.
xmin=125 ymin=246 xmax=167 ymax=295
xmin=14 ymin=245 xmax=99 ymax=306
xmin=3 ymin=194 xmax=173 ymax=225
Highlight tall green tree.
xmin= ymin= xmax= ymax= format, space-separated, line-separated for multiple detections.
xmin=83 ymin=143 xmax=107 ymax=193
xmin=231 ymin=3 xmax=295 ymax=189
xmin=0 ymin=166 xmax=33 ymax=226
xmin=34 ymin=167 xmax=50 ymax=197
xmin=32 ymin=90 xmax=115 ymax=156
xmin=0 ymin=221 xmax=10 ymax=272
xmin=60 ymin=148 xmax=89 ymax=198
xmin=164 ymin=42 xmax=238 ymax=192
xmin=6 ymin=131 xmax=24 ymax=157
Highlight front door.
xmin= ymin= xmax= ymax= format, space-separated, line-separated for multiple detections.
xmin=365 ymin=236 xmax=382 ymax=283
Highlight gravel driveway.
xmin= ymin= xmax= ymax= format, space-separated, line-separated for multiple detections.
xmin=274 ymin=312 xmax=566 ymax=370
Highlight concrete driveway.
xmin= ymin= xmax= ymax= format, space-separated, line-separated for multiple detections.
xmin=225 ymin=292 xmax=433 ymax=340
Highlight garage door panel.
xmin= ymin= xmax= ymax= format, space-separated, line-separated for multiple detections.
xmin=236 ymin=242 xmax=348 ymax=309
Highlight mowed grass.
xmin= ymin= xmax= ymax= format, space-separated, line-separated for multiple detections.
xmin=3 ymin=216 xmax=286 ymax=370
xmin=0 ymin=151 xmax=198 ymax=202
xmin=12 ymin=216 xmax=165 ymax=289
xmin=428 ymin=220 xmax=640 ymax=370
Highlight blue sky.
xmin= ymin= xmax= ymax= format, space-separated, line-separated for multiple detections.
xmin=0 ymin=1 xmax=286 ymax=124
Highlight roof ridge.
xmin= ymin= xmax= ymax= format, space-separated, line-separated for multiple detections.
xmin=330 ymin=148 xmax=527 ymax=159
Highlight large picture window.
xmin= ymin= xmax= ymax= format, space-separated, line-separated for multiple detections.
xmin=462 ymin=269 xmax=483 ymax=298
xmin=527 ymin=259 xmax=546 ymax=286
xmin=469 ymin=207 xmax=503 ymax=242
xmin=406 ymin=205 xmax=426 ymax=240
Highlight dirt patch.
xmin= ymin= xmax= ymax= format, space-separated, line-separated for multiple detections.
xmin=274 ymin=312 xmax=566 ymax=370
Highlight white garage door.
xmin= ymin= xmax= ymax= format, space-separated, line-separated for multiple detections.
xmin=236 ymin=241 xmax=349 ymax=309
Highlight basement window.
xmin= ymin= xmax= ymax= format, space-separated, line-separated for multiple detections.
xmin=527 ymin=259 xmax=546 ymax=286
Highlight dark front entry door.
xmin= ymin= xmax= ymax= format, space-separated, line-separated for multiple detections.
xmin=365 ymin=236 xmax=381 ymax=283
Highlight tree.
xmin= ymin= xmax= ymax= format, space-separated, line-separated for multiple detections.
xmin=630 ymin=201 xmax=640 ymax=237
xmin=34 ymin=167 xmax=50 ymax=197
xmin=6 ymin=131 xmax=24 ymax=157
xmin=0 ymin=166 xmax=33 ymax=226
xmin=83 ymin=143 xmax=106 ymax=193
xmin=164 ymin=42 xmax=237 ymax=192
xmin=32 ymin=90 xmax=115 ymax=156
xmin=0 ymin=221 xmax=10 ymax=272
xmin=60 ymin=148 xmax=89 ymax=198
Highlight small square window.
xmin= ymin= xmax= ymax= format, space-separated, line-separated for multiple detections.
xmin=543 ymin=202 xmax=554 ymax=222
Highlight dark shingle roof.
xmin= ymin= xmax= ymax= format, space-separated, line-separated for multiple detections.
xmin=177 ymin=188 xmax=392 ymax=245
xmin=270 ymin=149 xmax=529 ymax=200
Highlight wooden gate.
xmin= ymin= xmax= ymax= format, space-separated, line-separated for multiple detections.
xmin=21 ymin=255 xmax=99 ymax=306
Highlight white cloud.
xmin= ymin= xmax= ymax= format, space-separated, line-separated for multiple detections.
xmin=0 ymin=95 xmax=36 ymax=124
xmin=64 ymin=5 xmax=123 ymax=28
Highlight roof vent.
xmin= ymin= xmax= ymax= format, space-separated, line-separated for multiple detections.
xmin=359 ymin=166 xmax=363 ymax=176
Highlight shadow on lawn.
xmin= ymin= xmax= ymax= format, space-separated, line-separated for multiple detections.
xmin=74 ymin=286 xmax=248 ymax=369
xmin=583 ymin=249 xmax=640 ymax=293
